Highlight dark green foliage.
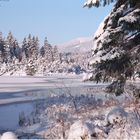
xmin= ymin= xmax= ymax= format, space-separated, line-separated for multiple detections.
xmin=106 ymin=75 xmax=126 ymax=96
xmin=0 ymin=40 xmax=6 ymax=63
xmin=85 ymin=0 xmax=140 ymax=96
xmin=40 ymin=46 xmax=45 ymax=57
xmin=22 ymin=37 xmax=29 ymax=58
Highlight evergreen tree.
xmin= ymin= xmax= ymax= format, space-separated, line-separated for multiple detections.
xmin=40 ymin=46 xmax=45 ymax=57
xmin=25 ymin=34 xmax=39 ymax=60
xmin=59 ymin=53 xmax=63 ymax=63
xmin=52 ymin=45 xmax=59 ymax=61
xmin=84 ymin=0 xmax=140 ymax=95
xmin=43 ymin=37 xmax=53 ymax=62
xmin=0 ymin=32 xmax=6 ymax=63
xmin=22 ymin=37 xmax=29 ymax=59
xmin=22 ymin=37 xmax=29 ymax=65
xmin=25 ymin=59 xmax=37 ymax=76
xmin=13 ymin=39 xmax=22 ymax=61
xmin=6 ymin=31 xmax=15 ymax=47
xmin=35 ymin=36 xmax=39 ymax=57
xmin=6 ymin=31 xmax=15 ymax=63
xmin=30 ymin=36 xmax=39 ymax=60
xmin=27 ymin=34 xmax=32 ymax=58
xmin=7 ymin=36 xmax=22 ymax=63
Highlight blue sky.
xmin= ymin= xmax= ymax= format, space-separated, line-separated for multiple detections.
xmin=0 ymin=0 xmax=114 ymax=45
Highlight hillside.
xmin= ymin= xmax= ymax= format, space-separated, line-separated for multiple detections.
xmin=57 ymin=37 xmax=93 ymax=53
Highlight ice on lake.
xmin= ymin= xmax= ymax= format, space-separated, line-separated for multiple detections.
xmin=0 ymin=74 xmax=108 ymax=130
xmin=0 ymin=102 xmax=33 ymax=130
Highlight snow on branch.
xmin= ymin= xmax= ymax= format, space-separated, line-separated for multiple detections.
xmin=84 ymin=0 xmax=116 ymax=8
xmin=84 ymin=0 xmax=100 ymax=8
xmin=119 ymin=9 xmax=140 ymax=24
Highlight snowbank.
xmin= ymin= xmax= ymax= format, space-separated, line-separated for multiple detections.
xmin=0 ymin=132 xmax=17 ymax=140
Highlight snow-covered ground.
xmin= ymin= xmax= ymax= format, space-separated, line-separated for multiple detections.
xmin=0 ymin=74 xmax=139 ymax=139
xmin=0 ymin=74 xmax=108 ymax=131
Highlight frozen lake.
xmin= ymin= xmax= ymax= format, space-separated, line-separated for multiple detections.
xmin=0 ymin=102 xmax=33 ymax=130
xmin=0 ymin=74 xmax=108 ymax=104
xmin=0 ymin=74 xmax=108 ymax=130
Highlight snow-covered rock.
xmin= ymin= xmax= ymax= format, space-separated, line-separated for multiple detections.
xmin=82 ymin=73 xmax=93 ymax=81
xmin=106 ymin=106 xmax=127 ymax=125
xmin=67 ymin=120 xmax=91 ymax=140
xmin=1 ymin=132 xmax=17 ymax=139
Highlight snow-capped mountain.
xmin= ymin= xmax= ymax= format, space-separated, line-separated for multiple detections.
xmin=57 ymin=37 xmax=94 ymax=53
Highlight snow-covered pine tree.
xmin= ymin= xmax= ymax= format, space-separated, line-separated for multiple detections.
xmin=38 ymin=37 xmax=54 ymax=73
xmin=84 ymin=0 xmax=140 ymax=95
xmin=27 ymin=34 xmax=32 ymax=59
xmin=43 ymin=37 xmax=53 ymax=62
xmin=0 ymin=32 xmax=6 ymax=63
xmin=21 ymin=34 xmax=38 ymax=76
xmin=12 ymin=39 xmax=22 ymax=62
xmin=6 ymin=32 xmax=15 ymax=46
xmin=22 ymin=37 xmax=29 ymax=59
xmin=25 ymin=59 xmax=37 ymax=76
xmin=6 ymin=31 xmax=15 ymax=63
xmin=35 ymin=36 xmax=39 ymax=57
xmin=40 ymin=46 xmax=45 ymax=57
xmin=52 ymin=45 xmax=60 ymax=62
xmin=30 ymin=36 xmax=39 ymax=60
xmin=59 ymin=53 xmax=63 ymax=63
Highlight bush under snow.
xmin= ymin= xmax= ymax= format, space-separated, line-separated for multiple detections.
xmin=106 ymin=106 xmax=127 ymax=125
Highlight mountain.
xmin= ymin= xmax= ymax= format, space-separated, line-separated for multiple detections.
xmin=57 ymin=37 xmax=94 ymax=53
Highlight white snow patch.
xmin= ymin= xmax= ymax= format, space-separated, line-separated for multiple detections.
xmin=67 ymin=120 xmax=91 ymax=140
xmin=82 ymin=73 xmax=93 ymax=81
xmin=0 ymin=132 xmax=17 ymax=140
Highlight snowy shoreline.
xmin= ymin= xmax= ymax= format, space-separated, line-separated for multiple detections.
xmin=0 ymin=75 xmax=139 ymax=139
